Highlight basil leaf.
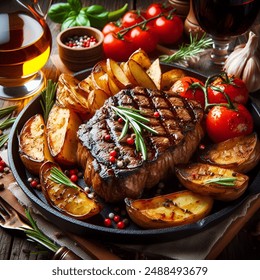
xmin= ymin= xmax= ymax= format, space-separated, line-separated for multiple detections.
xmin=68 ymin=0 xmax=82 ymax=13
xmin=47 ymin=3 xmax=71 ymax=23
xmin=61 ymin=15 xmax=78 ymax=30
xmin=86 ymin=5 xmax=106 ymax=15
xmin=76 ymin=9 xmax=90 ymax=26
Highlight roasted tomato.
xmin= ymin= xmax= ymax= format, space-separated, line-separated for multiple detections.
xmin=205 ymin=103 xmax=254 ymax=143
xmin=128 ymin=26 xmax=158 ymax=53
xmin=208 ymin=73 xmax=249 ymax=104
xmin=171 ymin=76 xmax=205 ymax=107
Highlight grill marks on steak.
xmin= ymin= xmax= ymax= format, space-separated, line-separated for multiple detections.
xmin=77 ymin=87 xmax=204 ymax=202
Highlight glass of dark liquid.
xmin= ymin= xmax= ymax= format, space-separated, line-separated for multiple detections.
xmin=0 ymin=0 xmax=52 ymax=100
xmin=192 ymin=0 xmax=260 ymax=65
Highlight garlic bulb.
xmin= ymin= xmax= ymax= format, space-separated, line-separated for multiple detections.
xmin=224 ymin=31 xmax=260 ymax=92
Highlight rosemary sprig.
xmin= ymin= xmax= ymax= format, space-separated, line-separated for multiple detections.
xmin=50 ymin=167 xmax=78 ymax=189
xmin=0 ymin=134 xmax=8 ymax=149
xmin=22 ymin=209 xmax=59 ymax=252
xmin=40 ymin=79 xmax=57 ymax=123
xmin=204 ymin=177 xmax=236 ymax=186
xmin=111 ymin=106 xmax=158 ymax=160
xmin=0 ymin=105 xmax=17 ymax=119
xmin=0 ymin=117 xmax=16 ymax=130
xmin=159 ymin=33 xmax=213 ymax=63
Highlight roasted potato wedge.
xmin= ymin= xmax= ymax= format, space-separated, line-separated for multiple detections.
xmin=121 ymin=61 xmax=139 ymax=86
xmin=175 ymin=163 xmax=249 ymax=201
xmin=56 ymin=74 xmax=89 ymax=114
xmin=106 ymin=58 xmax=131 ymax=89
xmin=161 ymin=68 xmax=186 ymax=90
xmin=46 ymin=104 xmax=82 ymax=166
xmin=146 ymin=58 xmax=162 ymax=90
xmin=87 ymin=88 xmax=109 ymax=114
xmin=128 ymin=48 xmax=152 ymax=70
xmin=19 ymin=114 xmax=53 ymax=175
xmin=125 ymin=190 xmax=213 ymax=229
xmin=128 ymin=59 xmax=157 ymax=90
xmin=91 ymin=62 xmax=111 ymax=95
xmin=40 ymin=161 xmax=102 ymax=220
xmin=198 ymin=133 xmax=260 ymax=173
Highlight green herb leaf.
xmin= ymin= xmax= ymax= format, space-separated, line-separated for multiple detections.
xmin=0 ymin=105 xmax=17 ymax=119
xmin=50 ymin=167 xmax=78 ymax=189
xmin=23 ymin=209 xmax=59 ymax=252
xmin=159 ymin=33 xmax=213 ymax=63
xmin=61 ymin=15 xmax=78 ymax=30
xmin=40 ymin=80 xmax=57 ymax=124
xmin=204 ymin=177 xmax=236 ymax=186
xmin=0 ymin=117 xmax=16 ymax=130
xmin=68 ymin=0 xmax=82 ymax=13
xmin=47 ymin=3 xmax=72 ymax=23
xmin=111 ymin=106 xmax=158 ymax=160
xmin=0 ymin=134 xmax=8 ymax=149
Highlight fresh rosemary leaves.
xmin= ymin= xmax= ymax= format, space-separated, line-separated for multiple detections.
xmin=50 ymin=167 xmax=78 ymax=189
xmin=0 ymin=105 xmax=17 ymax=148
xmin=111 ymin=106 xmax=158 ymax=160
xmin=40 ymin=79 xmax=57 ymax=123
xmin=23 ymin=209 xmax=59 ymax=252
xmin=159 ymin=33 xmax=213 ymax=63
xmin=204 ymin=177 xmax=236 ymax=186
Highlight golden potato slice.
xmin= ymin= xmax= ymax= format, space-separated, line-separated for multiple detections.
xmin=46 ymin=104 xmax=82 ymax=166
xmin=146 ymin=58 xmax=162 ymax=90
xmin=121 ymin=61 xmax=138 ymax=86
xmin=125 ymin=190 xmax=213 ymax=229
xmin=161 ymin=68 xmax=186 ymax=90
xmin=198 ymin=133 xmax=260 ymax=173
xmin=19 ymin=114 xmax=53 ymax=175
xmin=56 ymin=74 xmax=89 ymax=114
xmin=175 ymin=163 xmax=249 ymax=201
xmin=90 ymin=61 xmax=111 ymax=95
xmin=87 ymin=88 xmax=109 ymax=114
xmin=128 ymin=59 xmax=157 ymax=90
xmin=128 ymin=48 xmax=152 ymax=70
xmin=40 ymin=161 xmax=102 ymax=220
xmin=106 ymin=58 xmax=131 ymax=89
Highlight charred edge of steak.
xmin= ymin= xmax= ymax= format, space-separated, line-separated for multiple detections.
xmin=77 ymin=87 xmax=204 ymax=201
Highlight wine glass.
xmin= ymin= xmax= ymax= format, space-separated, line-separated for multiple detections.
xmin=192 ymin=0 xmax=260 ymax=65
xmin=0 ymin=0 xmax=52 ymax=100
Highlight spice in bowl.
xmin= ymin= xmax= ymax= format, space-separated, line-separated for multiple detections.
xmin=57 ymin=26 xmax=104 ymax=72
xmin=63 ymin=35 xmax=98 ymax=49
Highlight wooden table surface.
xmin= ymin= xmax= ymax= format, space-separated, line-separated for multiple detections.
xmin=0 ymin=0 xmax=260 ymax=260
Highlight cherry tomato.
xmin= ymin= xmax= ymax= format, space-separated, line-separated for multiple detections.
xmin=171 ymin=76 xmax=205 ymax=107
xmin=103 ymin=32 xmax=135 ymax=61
xmin=152 ymin=14 xmax=183 ymax=45
xmin=206 ymin=104 xmax=254 ymax=143
xmin=121 ymin=10 xmax=145 ymax=27
xmin=102 ymin=22 xmax=123 ymax=36
xmin=208 ymin=74 xmax=248 ymax=104
xmin=128 ymin=26 xmax=158 ymax=53
xmin=145 ymin=3 xmax=170 ymax=19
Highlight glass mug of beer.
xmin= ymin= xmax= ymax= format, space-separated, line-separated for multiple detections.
xmin=0 ymin=0 xmax=52 ymax=100
xmin=192 ymin=0 xmax=260 ymax=65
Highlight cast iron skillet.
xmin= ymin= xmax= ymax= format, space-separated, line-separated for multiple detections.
xmin=8 ymin=64 xmax=260 ymax=243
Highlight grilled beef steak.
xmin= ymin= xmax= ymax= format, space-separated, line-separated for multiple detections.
xmin=77 ymin=87 xmax=205 ymax=202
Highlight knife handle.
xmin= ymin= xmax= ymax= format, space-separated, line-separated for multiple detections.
xmin=53 ymin=246 xmax=83 ymax=260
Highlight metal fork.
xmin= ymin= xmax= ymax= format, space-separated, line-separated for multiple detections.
xmin=0 ymin=196 xmax=32 ymax=231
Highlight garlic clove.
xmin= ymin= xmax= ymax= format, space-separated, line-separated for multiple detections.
xmin=224 ymin=31 xmax=260 ymax=92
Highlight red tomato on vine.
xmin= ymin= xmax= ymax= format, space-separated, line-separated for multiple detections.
xmin=128 ymin=26 xmax=158 ymax=53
